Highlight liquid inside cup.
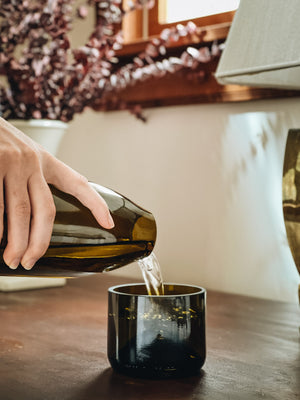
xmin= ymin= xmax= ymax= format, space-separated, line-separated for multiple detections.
xmin=109 ymin=283 xmax=205 ymax=296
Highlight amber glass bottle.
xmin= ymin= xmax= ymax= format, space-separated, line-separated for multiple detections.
xmin=0 ymin=183 xmax=156 ymax=277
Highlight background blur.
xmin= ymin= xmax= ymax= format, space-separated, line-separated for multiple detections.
xmin=56 ymin=5 xmax=300 ymax=303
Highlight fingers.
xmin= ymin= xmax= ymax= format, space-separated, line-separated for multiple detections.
xmin=45 ymin=155 xmax=114 ymax=229
xmin=2 ymin=173 xmax=56 ymax=271
xmin=0 ymin=121 xmax=58 ymax=271
xmin=2 ymin=175 xmax=31 ymax=269
xmin=20 ymin=174 xmax=56 ymax=270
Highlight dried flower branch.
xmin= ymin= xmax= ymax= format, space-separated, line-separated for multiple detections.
xmin=0 ymin=0 xmax=221 ymax=122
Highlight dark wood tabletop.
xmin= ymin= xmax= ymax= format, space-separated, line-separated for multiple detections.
xmin=0 ymin=274 xmax=299 ymax=400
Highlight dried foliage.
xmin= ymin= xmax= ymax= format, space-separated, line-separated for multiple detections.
xmin=0 ymin=0 xmax=221 ymax=122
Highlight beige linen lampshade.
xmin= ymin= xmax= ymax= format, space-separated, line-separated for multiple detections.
xmin=215 ymin=0 xmax=300 ymax=89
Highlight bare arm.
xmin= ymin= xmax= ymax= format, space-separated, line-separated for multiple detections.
xmin=0 ymin=117 xmax=114 ymax=270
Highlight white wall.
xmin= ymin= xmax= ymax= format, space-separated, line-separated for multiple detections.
xmin=57 ymin=97 xmax=300 ymax=303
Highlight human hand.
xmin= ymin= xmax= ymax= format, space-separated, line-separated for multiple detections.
xmin=0 ymin=117 xmax=114 ymax=270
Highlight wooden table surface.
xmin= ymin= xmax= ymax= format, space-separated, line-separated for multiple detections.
xmin=0 ymin=274 xmax=299 ymax=400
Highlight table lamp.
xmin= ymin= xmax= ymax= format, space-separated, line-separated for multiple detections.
xmin=215 ymin=0 xmax=300 ymax=89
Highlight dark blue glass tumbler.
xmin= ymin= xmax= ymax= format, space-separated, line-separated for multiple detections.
xmin=107 ymin=283 xmax=206 ymax=379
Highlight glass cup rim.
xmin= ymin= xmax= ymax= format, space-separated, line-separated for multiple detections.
xmin=108 ymin=282 xmax=206 ymax=298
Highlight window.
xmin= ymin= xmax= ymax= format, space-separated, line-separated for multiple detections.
xmin=161 ymin=0 xmax=240 ymax=24
xmin=123 ymin=1 xmax=237 ymax=44
xmin=147 ymin=0 xmax=238 ymax=38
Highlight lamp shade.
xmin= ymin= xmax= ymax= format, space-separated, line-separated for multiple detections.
xmin=215 ymin=0 xmax=300 ymax=89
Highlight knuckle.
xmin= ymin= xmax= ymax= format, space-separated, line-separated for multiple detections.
xmin=72 ymin=174 xmax=89 ymax=198
xmin=76 ymin=174 xmax=89 ymax=187
xmin=39 ymin=146 xmax=50 ymax=160
xmin=45 ymin=203 xmax=56 ymax=222
xmin=4 ymin=245 xmax=26 ymax=261
xmin=28 ymin=242 xmax=49 ymax=259
xmin=0 ymin=144 xmax=39 ymax=172
xmin=43 ymin=197 xmax=56 ymax=221
xmin=23 ymin=147 xmax=39 ymax=165
xmin=14 ymin=200 xmax=30 ymax=217
xmin=0 ymin=146 xmax=22 ymax=165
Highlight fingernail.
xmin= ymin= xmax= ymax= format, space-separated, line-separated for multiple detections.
xmin=107 ymin=214 xmax=115 ymax=229
xmin=7 ymin=259 xmax=20 ymax=270
xmin=22 ymin=259 xmax=36 ymax=270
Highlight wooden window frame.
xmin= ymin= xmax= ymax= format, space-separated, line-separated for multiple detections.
xmin=107 ymin=2 xmax=300 ymax=110
xmin=148 ymin=2 xmax=236 ymax=38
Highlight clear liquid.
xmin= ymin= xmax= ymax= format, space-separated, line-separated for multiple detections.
xmin=138 ymin=252 xmax=164 ymax=295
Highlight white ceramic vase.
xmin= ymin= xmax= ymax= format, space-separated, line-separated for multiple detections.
xmin=0 ymin=119 xmax=68 ymax=291
xmin=11 ymin=119 xmax=67 ymax=154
